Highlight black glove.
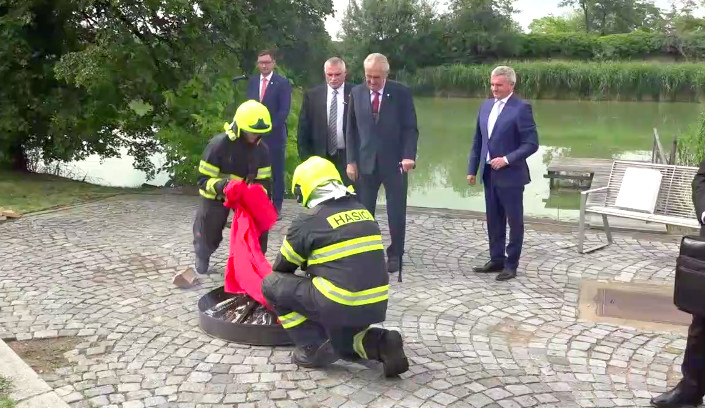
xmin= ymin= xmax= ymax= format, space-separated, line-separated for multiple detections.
xmin=215 ymin=179 xmax=229 ymax=196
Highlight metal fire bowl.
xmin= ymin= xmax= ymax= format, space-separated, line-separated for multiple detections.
xmin=198 ymin=286 xmax=293 ymax=346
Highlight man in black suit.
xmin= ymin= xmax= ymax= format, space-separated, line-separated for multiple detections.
xmin=297 ymin=57 xmax=352 ymax=185
xmin=346 ymin=53 xmax=419 ymax=273
xmin=651 ymin=156 xmax=705 ymax=408
xmin=245 ymin=49 xmax=292 ymax=214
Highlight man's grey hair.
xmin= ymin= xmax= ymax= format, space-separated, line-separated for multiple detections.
xmin=491 ymin=66 xmax=516 ymax=84
xmin=324 ymin=57 xmax=346 ymax=71
xmin=364 ymin=53 xmax=390 ymax=73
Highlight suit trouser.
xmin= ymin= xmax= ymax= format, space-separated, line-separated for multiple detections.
xmin=681 ymin=314 xmax=705 ymax=395
xmin=264 ymin=138 xmax=285 ymax=212
xmin=356 ymin=168 xmax=406 ymax=259
xmin=326 ymin=149 xmax=351 ymax=186
xmin=482 ymin=165 xmax=524 ymax=270
xmin=192 ymin=198 xmax=268 ymax=261
xmin=261 ymin=272 xmax=384 ymax=360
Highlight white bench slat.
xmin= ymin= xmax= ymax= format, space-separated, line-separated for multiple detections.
xmin=585 ymin=206 xmax=701 ymax=229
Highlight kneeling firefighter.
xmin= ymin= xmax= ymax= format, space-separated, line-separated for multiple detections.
xmin=192 ymin=100 xmax=273 ymax=275
xmin=261 ymin=156 xmax=409 ymax=376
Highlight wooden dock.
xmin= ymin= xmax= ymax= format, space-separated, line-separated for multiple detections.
xmin=545 ymin=157 xmax=614 ymax=190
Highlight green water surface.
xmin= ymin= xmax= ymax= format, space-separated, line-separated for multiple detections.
xmin=395 ymin=97 xmax=703 ymax=221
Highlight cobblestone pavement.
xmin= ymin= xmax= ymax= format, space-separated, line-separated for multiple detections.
xmin=0 ymin=194 xmax=690 ymax=408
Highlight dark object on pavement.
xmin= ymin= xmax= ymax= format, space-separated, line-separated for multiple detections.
xmin=650 ymin=382 xmax=703 ymax=408
xmin=198 ymin=286 xmax=292 ymax=346
xmin=675 ymin=235 xmax=705 ymax=316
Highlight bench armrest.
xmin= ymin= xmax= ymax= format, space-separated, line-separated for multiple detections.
xmin=580 ymin=186 xmax=609 ymax=196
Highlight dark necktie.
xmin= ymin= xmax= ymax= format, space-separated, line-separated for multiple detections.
xmin=372 ymin=91 xmax=380 ymax=116
xmin=328 ymin=89 xmax=338 ymax=156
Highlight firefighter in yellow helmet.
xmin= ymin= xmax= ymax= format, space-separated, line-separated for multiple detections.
xmin=261 ymin=156 xmax=409 ymax=376
xmin=192 ymin=100 xmax=273 ymax=275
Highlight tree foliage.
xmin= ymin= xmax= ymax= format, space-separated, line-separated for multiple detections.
xmin=0 ymin=0 xmax=332 ymax=183
xmin=340 ymin=0 xmax=441 ymax=77
xmin=529 ymin=13 xmax=585 ymax=34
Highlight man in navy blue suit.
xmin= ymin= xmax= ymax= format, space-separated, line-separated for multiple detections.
xmin=246 ymin=50 xmax=292 ymax=214
xmin=467 ymin=66 xmax=539 ymax=281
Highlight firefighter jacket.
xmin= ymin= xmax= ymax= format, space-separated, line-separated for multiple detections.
xmin=272 ymin=194 xmax=389 ymax=327
xmin=197 ymin=132 xmax=272 ymax=201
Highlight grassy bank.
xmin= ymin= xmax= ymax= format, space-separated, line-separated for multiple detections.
xmin=0 ymin=376 xmax=15 ymax=408
xmin=0 ymin=171 xmax=141 ymax=214
xmin=398 ymin=62 xmax=705 ymax=102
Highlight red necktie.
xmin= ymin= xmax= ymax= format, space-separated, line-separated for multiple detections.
xmin=260 ymin=78 xmax=268 ymax=102
xmin=372 ymin=91 xmax=380 ymax=115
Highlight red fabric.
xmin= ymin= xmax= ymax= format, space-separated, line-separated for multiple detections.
xmin=222 ymin=180 xmax=277 ymax=306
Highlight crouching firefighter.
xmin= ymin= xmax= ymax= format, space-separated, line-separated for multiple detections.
xmin=192 ymin=100 xmax=273 ymax=275
xmin=261 ymin=156 xmax=409 ymax=376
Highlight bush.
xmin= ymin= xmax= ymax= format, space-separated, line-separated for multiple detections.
xmin=449 ymin=32 xmax=705 ymax=63
xmin=157 ymin=71 xmax=303 ymax=192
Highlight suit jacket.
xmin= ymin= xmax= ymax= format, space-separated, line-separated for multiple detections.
xmin=297 ymin=83 xmax=352 ymax=160
xmin=467 ymin=94 xmax=539 ymax=187
xmin=246 ymin=72 xmax=292 ymax=144
xmin=346 ymin=80 xmax=419 ymax=176
xmin=693 ymin=156 xmax=705 ymax=230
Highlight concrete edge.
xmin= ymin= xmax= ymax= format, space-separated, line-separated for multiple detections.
xmin=0 ymin=339 xmax=71 ymax=408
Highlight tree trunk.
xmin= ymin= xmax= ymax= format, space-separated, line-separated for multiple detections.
xmin=581 ymin=0 xmax=590 ymax=33
xmin=9 ymin=142 xmax=29 ymax=172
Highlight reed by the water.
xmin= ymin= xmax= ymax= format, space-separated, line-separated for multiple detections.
xmin=398 ymin=62 xmax=705 ymax=102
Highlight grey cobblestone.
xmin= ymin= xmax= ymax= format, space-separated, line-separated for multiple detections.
xmin=0 ymin=195 xmax=690 ymax=407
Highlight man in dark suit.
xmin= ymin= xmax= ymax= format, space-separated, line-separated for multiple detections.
xmin=346 ymin=53 xmax=419 ymax=273
xmin=297 ymin=57 xmax=352 ymax=185
xmin=467 ymin=66 xmax=539 ymax=282
xmin=650 ymin=156 xmax=705 ymax=408
xmin=246 ymin=49 xmax=292 ymax=214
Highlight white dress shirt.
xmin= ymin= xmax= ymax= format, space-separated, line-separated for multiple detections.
xmin=486 ymin=92 xmax=513 ymax=164
xmin=259 ymin=72 xmax=273 ymax=100
xmin=701 ymin=211 xmax=705 ymax=223
xmin=327 ymin=84 xmax=345 ymax=149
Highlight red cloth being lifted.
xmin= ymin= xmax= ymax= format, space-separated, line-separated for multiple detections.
xmin=222 ymin=180 xmax=277 ymax=306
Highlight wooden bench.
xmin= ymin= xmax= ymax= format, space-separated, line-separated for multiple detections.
xmin=545 ymin=157 xmax=613 ymax=189
xmin=577 ymin=160 xmax=700 ymax=253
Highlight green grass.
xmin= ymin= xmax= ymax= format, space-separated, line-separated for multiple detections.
xmin=0 ymin=376 xmax=16 ymax=408
xmin=0 ymin=171 xmax=141 ymax=214
xmin=678 ymin=111 xmax=705 ymax=167
xmin=398 ymin=61 xmax=705 ymax=102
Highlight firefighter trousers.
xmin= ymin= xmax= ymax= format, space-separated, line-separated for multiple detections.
xmin=192 ymin=197 xmax=268 ymax=261
xmin=261 ymin=272 xmax=387 ymax=361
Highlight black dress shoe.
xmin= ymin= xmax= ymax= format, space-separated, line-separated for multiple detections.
xmin=387 ymin=257 xmax=400 ymax=273
xmin=472 ymin=261 xmax=504 ymax=273
xmin=651 ymin=384 xmax=703 ymax=408
xmin=496 ymin=268 xmax=517 ymax=281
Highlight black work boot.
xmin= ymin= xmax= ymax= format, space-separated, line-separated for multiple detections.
xmin=378 ymin=330 xmax=409 ymax=377
xmin=195 ymin=256 xmax=210 ymax=275
xmin=292 ymin=340 xmax=339 ymax=368
xmin=363 ymin=328 xmax=409 ymax=377
xmin=650 ymin=382 xmax=703 ymax=408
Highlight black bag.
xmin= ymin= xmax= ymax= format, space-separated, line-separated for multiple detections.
xmin=675 ymin=235 xmax=705 ymax=316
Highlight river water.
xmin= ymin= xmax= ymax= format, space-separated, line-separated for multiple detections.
xmin=64 ymin=97 xmax=702 ymax=221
